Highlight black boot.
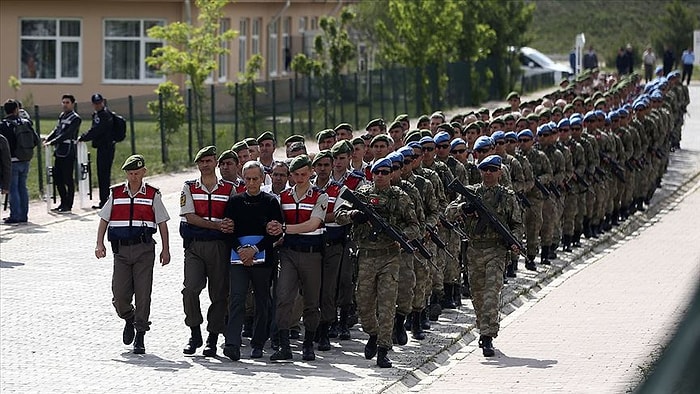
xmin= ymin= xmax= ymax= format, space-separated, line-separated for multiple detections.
xmin=133 ymin=331 xmax=145 ymax=354
xmin=122 ymin=317 xmax=135 ymax=345
xmin=611 ymin=210 xmax=620 ymax=226
xmin=376 ymin=346 xmax=392 ymax=368
xmin=338 ymin=307 xmax=351 ymax=340
xmin=224 ymin=344 xmax=241 ymax=361
xmin=562 ymin=235 xmax=573 ymax=252
xmin=328 ymin=318 xmax=339 ymax=339
xmin=420 ymin=308 xmax=431 ymax=330
xmin=548 ymin=244 xmax=557 ymax=259
xmin=302 ymin=331 xmax=316 ymax=361
xmin=453 ymin=284 xmax=463 ymax=307
xmin=404 ymin=311 xmax=413 ymax=330
xmin=441 ymin=284 xmax=456 ymax=309
xmin=583 ymin=217 xmax=592 ymax=238
xmin=394 ymin=314 xmax=408 ymax=345
xmin=540 ymin=246 xmax=551 ymax=265
xmin=364 ymin=335 xmax=378 ymax=359
xmin=317 ymin=323 xmax=331 ymax=351
xmin=202 ymin=332 xmax=218 ymax=357
xmin=479 ymin=335 xmax=495 ymax=357
xmin=572 ymin=232 xmax=582 ymax=247
xmin=506 ymin=261 xmax=516 ymax=278
xmin=270 ymin=329 xmax=293 ymax=361
xmin=183 ymin=326 xmax=203 ymax=355
xmin=462 ymin=275 xmax=471 ymax=299
xmin=410 ymin=311 xmax=426 ymax=340
xmin=428 ymin=292 xmax=442 ymax=321
xmin=525 ymin=255 xmax=537 ymax=271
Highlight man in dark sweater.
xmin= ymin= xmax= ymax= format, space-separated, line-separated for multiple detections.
xmin=222 ymin=161 xmax=283 ymax=361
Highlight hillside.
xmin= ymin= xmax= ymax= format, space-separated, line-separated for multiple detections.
xmin=528 ymin=0 xmax=700 ymax=66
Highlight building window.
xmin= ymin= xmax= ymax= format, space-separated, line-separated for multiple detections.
xmin=268 ymin=20 xmax=278 ymax=77
xmin=238 ymin=18 xmax=248 ymax=72
xmin=298 ymin=16 xmax=307 ymax=33
xmin=104 ymin=19 xmax=164 ymax=83
xmin=20 ymin=19 xmax=81 ymax=82
xmin=251 ymin=18 xmax=261 ymax=56
xmin=310 ymin=17 xmax=318 ymax=31
xmin=218 ymin=18 xmax=230 ymax=82
xmin=283 ymin=17 xmax=291 ymax=72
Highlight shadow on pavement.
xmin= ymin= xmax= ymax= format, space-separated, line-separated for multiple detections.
xmin=483 ymin=351 xmax=558 ymax=369
xmin=114 ymin=352 xmax=193 ymax=372
xmin=0 ymin=259 xmax=25 ymax=269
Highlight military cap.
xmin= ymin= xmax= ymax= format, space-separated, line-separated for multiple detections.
xmin=330 ymin=140 xmax=353 ymax=156
xmin=464 ymin=122 xmax=480 ymax=132
xmin=633 ymin=101 xmax=647 ymax=110
xmin=289 ymin=154 xmax=312 ymax=172
xmin=398 ymin=146 xmax=415 ymax=159
xmin=491 ymin=130 xmax=506 ymax=141
xmin=572 ymin=96 xmax=584 ymax=104
xmin=526 ymin=113 xmax=540 ymax=122
xmin=370 ymin=134 xmax=392 ymax=147
xmin=231 ymin=141 xmax=249 ymax=153
xmin=91 ymin=93 xmax=105 ymax=103
xmin=387 ymin=121 xmax=402 ymax=131
xmin=284 ymin=134 xmax=305 ymax=146
xmin=419 ymin=136 xmax=436 ymax=145
xmin=334 ymin=123 xmax=353 ymax=133
xmin=570 ymin=117 xmax=583 ymax=127
xmin=407 ymin=141 xmax=422 ymax=149
xmin=403 ymin=131 xmax=422 ymax=144
xmin=563 ymin=103 xmax=574 ymax=113
xmin=420 ymin=129 xmax=433 ymax=138
xmin=312 ymin=149 xmax=333 ymax=165
xmin=538 ymin=108 xmax=552 ymax=118
xmin=490 ymin=117 xmax=505 ymax=125
xmin=430 ymin=111 xmax=445 ymax=121
xmin=218 ymin=149 xmax=238 ymax=163
xmin=351 ymin=136 xmax=365 ymax=146
xmin=618 ymin=108 xmax=629 ymax=118
xmin=557 ymin=118 xmax=570 ymax=129
xmin=506 ymin=91 xmax=520 ymax=101
xmin=651 ymin=90 xmax=663 ymax=101
xmin=477 ymin=154 xmax=502 ymax=170
xmin=387 ymin=152 xmax=404 ymax=164
xmin=450 ymin=121 xmax=462 ymax=130
xmin=475 ymin=120 xmax=486 ymax=129
xmin=316 ymin=128 xmax=336 ymax=143
xmin=536 ymin=124 xmax=552 ymax=137
xmin=394 ymin=114 xmax=409 ymax=123
xmin=504 ymin=131 xmax=518 ymax=141
xmin=477 ymin=107 xmax=489 ymax=114
xmin=417 ymin=114 xmax=430 ymax=123
xmin=667 ymin=70 xmax=680 ymax=79
xmin=583 ymin=111 xmax=597 ymax=122
xmin=474 ymin=136 xmax=494 ymax=151
xmin=365 ymin=118 xmax=385 ymax=130
xmin=594 ymin=109 xmax=605 ymax=119
xmin=517 ymin=129 xmax=534 ymax=139
xmin=435 ymin=122 xmax=453 ymax=134
xmin=289 ymin=141 xmax=306 ymax=152
xmin=121 ymin=154 xmax=145 ymax=171
xmin=608 ymin=111 xmax=620 ymax=120
xmin=433 ymin=131 xmax=451 ymax=145
xmin=503 ymin=113 xmax=516 ymax=122
xmin=551 ymin=106 xmax=562 ymax=114
xmin=594 ymin=98 xmax=607 ymax=108
xmin=244 ymin=137 xmax=258 ymax=146
xmin=450 ymin=138 xmax=467 ymax=150
xmin=370 ymin=158 xmax=392 ymax=173
xmin=194 ymin=145 xmax=217 ymax=162
xmin=257 ymin=131 xmax=275 ymax=143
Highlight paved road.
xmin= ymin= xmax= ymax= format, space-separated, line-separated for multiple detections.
xmin=1 ymin=83 xmax=699 ymax=393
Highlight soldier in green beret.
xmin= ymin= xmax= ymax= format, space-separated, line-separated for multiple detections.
xmin=287 ymin=141 xmax=307 ymax=158
xmin=244 ymin=137 xmax=260 ymax=161
xmin=317 ymin=129 xmax=337 ymax=151
xmin=334 ymin=123 xmax=353 ymax=141
xmin=506 ymin=91 xmax=520 ymax=112
xmin=257 ymin=131 xmax=276 ymax=172
xmin=394 ymin=114 xmax=410 ymax=131
xmin=416 ymin=115 xmax=430 ymax=130
xmin=350 ymin=137 xmax=368 ymax=175
xmin=387 ymin=121 xmax=404 ymax=151
xmin=365 ymin=118 xmax=386 ymax=137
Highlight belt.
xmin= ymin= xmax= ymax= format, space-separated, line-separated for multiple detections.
xmin=325 ymin=238 xmax=345 ymax=247
xmin=286 ymin=244 xmax=323 ymax=253
xmin=191 ymin=237 xmax=224 ymax=243
xmin=357 ymin=247 xmax=399 ymax=258
xmin=117 ymin=237 xmax=152 ymax=246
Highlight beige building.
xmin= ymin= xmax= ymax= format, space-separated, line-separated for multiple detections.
xmin=0 ymin=0 xmax=349 ymax=107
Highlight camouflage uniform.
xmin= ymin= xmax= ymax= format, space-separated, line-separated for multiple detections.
xmin=520 ymin=147 xmax=553 ymax=260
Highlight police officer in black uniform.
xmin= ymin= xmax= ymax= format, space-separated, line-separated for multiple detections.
xmin=78 ymin=93 xmax=115 ymax=209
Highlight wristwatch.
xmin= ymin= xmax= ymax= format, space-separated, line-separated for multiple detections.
xmin=282 ymin=223 xmax=287 ymax=235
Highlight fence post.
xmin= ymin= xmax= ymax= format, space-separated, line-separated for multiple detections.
xmin=251 ymin=82 xmax=257 ymax=133
xmin=307 ymin=76 xmax=312 ymax=135
xmin=391 ymin=68 xmax=397 ymax=117
xmin=210 ymin=84 xmax=216 ymax=146
xmin=159 ymin=93 xmax=167 ymax=164
xmin=368 ymin=69 xmax=373 ymax=119
xmin=271 ymin=80 xmax=277 ymax=141
xmin=379 ymin=68 xmax=384 ymax=119
xmin=289 ymin=78 xmax=295 ymax=136
xmin=323 ymin=75 xmax=329 ymax=128
xmin=234 ymin=83 xmax=239 ymax=142
xmin=34 ymin=105 xmax=44 ymax=197
xmin=402 ymin=67 xmax=408 ymax=115
xmin=187 ymin=88 xmax=193 ymax=162
xmin=128 ymin=95 xmax=135 ymax=155
xmin=354 ymin=72 xmax=359 ymax=130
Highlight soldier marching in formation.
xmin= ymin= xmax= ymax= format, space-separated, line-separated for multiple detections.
xmin=96 ymin=69 xmax=689 ymax=363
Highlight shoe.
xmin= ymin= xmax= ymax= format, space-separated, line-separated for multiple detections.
xmin=250 ymin=347 xmax=263 ymax=359
xmin=440 ymin=284 xmax=457 ymax=309
xmin=224 ymin=345 xmax=241 ymax=361
xmin=241 ymin=325 xmax=252 ymax=338
xmin=506 ymin=263 xmax=517 ymax=278
xmin=420 ymin=308 xmax=431 ymax=330
xmin=376 ymin=347 xmax=392 ymax=368
xmin=133 ymin=332 xmax=146 ymax=354
xmin=453 ymin=284 xmax=463 ymax=307
xmin=540 ymin=246 xmax=551 ymax=265
xmin=57 ymin=208 xmax=72 ymax=214
xmin=202 ymin=332 xmax=218 ymax=357
xmin=393 ymin=314 xmax=408 ymax=346
xmin=289 ymin=329 xmax=301 ymax=339
xmin=122 ymin=318 xmax=135 ymax=345
xmin=317 ymin=323 xmax=331 ymax=351
xmin=364 ymin=335 xmax=378 ymax=359
xmin=183 ymin=326 xmax=203 ymax=355
xmin=525 ymin=256 xmax=537 ymax=271
xmin=338 ymin=307 xmax=351 ymax=340
xmin=480 ymin=335 xmax=495 ymax=357
xmin=328 ymin=321 xmax=339 ymax=339
xmin=50 ymin=207 xmax=62 ymax=212
xmin=91 ymin=205 xmax=102 ymax=210
xmin=3 ymin=218 xmax=21 ymax=225
xmin=428 ymin=293 xmax=442 ymax=321
xmin=302 ymin=331 xmax=316 ymax=361
xmin=410 ymin=311 xmax=425 ymax=340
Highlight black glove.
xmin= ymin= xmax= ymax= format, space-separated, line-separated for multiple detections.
xmin=351 ymin=210 xmax=369 ymax=224
xmin=461 ymin=203 xmax=477 ymax=215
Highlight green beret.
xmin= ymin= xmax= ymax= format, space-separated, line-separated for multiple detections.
xmin=194 ymin=145 xmax=217 ymax=162
xmin=244 ymin=137 xmax=258 ymax=146
xmin=417 ymin=115 xmax=430 ymax=123
xmin=257 ymin=131 xmax=275 ymax=143
xmin=572 ymin=96 xmax=584 ymax=103
xmin=430 ymin=111 xmax=445 ymax=120
xmin=331 ymin=140 xmax=353 ymax=156
xmin=464 ymin=122 xmax=479 ymax=132
xmin=551 ymin=106 xmax=562 ymax=114
xmin=365 ymin=118 xmax=385 ymax=130
xmin=394 ymin=114 xmax=409 ymax=123
xmin=538 ymin=108 xmax=552 ymax=118
xmin=231 ymin=141 xmax=249 ymax=153
xmin=419 ymin=129 xmax=432 ymax=138
xmin=388 ymin=121 xmax=402 ymax=131
xmin=526 ymin=113 xmax=540 ymax=122
xmin=289 ymin=154 xmax=312 ymax=172
xmin=121 ymin=154 xmax=146 ymax=171
xmin=503 ymin=113 xmax=515 ymax=121
xmin=316 ymin=128 xmax=336 ymax=143
xmin=436 ymin=123 xmax=453 ymax=134
xmin=284 ymin=134 xmax=305 ymax=146
xmin=312 ymin=149 xmax=334 ymax=165
xmin=594 ymin=98 xmax=607 ymax=107
xmin=217 ymin=149 xmax=238 ymax=163
xmin=289 ymin=141 xmax=306 ymax=152
xmin=403 ymin=130 xmax=422 ymax=144
xmin=477 ymin=107 xmax=489 ymax=114
xmin=370 ymin=134 xmax=392 ymax=146
xmin=506 ymin=91 xmax=520 ymax=100
xmin=351 ymin=136 xmax=365 ymax=146
xmin=334 ymin=123 xmax=353 ymax=133
xmin=490 ymin=117 xmax=504 ymax=125
xmin=563 ymin=103 xmax=574 ymax=113
xmin=475 ymin=120 xmax=486 ymax=129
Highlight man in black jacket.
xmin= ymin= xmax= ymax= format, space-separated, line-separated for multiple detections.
xmin=45 ymin=94 xmax=81 ymax=213
xmin=78 ymin=93 xmax=114 ymax=209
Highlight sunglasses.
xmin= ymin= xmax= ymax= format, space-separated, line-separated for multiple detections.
xmin=436 ymin=144 xmax=450 ymax=150
xmin=518 ymin=138 xmax=532 ymax=143
xmin=403 ymin=159 xmax=414 ymax=165
xmin=571 ymin=127 xmax=582 ymax=131
xmin=422 ymin=147 xmax=435 ymax=152
xmin=475 ymin=148 xmax=490 ymax=154
xmin=372 ymin=169 xmax=392 ymax=176
xmin=480 ymin=166 xmax=500 ymax=173
xmin=559 ymin=128 xmax=570 ymax=132
xmin=391 ymin=165 xmax=403 ymax=171
xmin=495 ymin=141 xmax=505 ymax=145
xmin=451 ymin=148 xmax=467 ymax=154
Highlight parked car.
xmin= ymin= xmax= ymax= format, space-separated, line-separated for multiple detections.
xmin=519 ymin=46 xmax=573 ymax=80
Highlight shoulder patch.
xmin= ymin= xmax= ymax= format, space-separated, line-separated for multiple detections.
xmin=180 ymin=191 xmax=186 ymax=207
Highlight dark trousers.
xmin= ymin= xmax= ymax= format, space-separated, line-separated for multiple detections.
xmin=275 ymin=248 xmax=322 ymax=332
xmin=112 ymin=241 xmax=156 ymax=332
xmin=96 ymin=145 xmax=115 ymax=206
xmin=682 ymin=64 xmax=693 ymax=85
xmin=224 ymin=264 xmax=273 ymax=349
xmin=320 ymin=242 xmax=343 ymax=323
xmin=182 ymin=240 xmax=230 ymax=334
xmin=53 ymin=155 xmax=75 ymax=209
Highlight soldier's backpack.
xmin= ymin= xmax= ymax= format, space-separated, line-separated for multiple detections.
xmin=111 ymin=111 xmax=127 ymax=142
xmin=8 ymin=119 xmax=39 ymax=161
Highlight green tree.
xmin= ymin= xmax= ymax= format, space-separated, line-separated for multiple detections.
xmin=146 ymin=0 xmax=236 ymax=147
xmin=147 ymin=81 xmax=186 ymax=163
xmin=655 ymin=0 xmax=698 ymax=68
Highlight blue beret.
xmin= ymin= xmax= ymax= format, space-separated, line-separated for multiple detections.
xmin=387 ymin=152 xmax=404 ymax=164
xmin=419 ymin=136 xmax=435 ymax=145
xmin=655 ymin=65 xmax=663 ymax=74
xmin=474 ymin=136 xmax=494 ymax=150
xmin=604 ymin=117 xmax=611 ymax=125
xmin=450 ymin=138 xmax=467 ymax=150
xmin=651 ymin=90 xmax=663 ymax=100
xmin=517 ymin=129 xmax=534 ymax=139
xmin=398 ymin=146 xmax=415 ymax=158
xmin=433 ymin=131 xmax=451 ymax=144
xmin=477 ymin=155 xmax=502 ymax=170
xmin=504 ymin=131 xmax=518 ymax=141
xmin=371 ymin=158 xmax=392 ymax=173
xmin=609 ymin=111 xmax=619 ymax=120
xmin=618 ymin=108 xmax=629 ymax=117
xmin=668 ymin=70 xmax=680 ymax=79
xmin=594 ymin=110 xmax=605 ymax=118
xmin=634 ymin=101 xmax=647 ymax=110
xmin=570 ymin=117 xmax=582 ymax=126
xmin=491 ymin=131 xmax=506 ymax=141
xmin=537 ymin=124 xmax=552 ymax=136
xmin=583 ymin=111 xmax=597 ymax=122
xmin=570 ymin=112 xmax=582 ymax=120
xmin=557 ymin=118 xmax=570 ymax=129
xmin=407 ymin=141 xmax=421 ymax=149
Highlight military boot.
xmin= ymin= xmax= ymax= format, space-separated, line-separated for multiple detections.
xmin=562 ymin=235 xmax=573 ymax=252
xmin=202 ymin=332 xmax=218 ymax=357
xmin=540 ymin=246 xmax=551 ymax=265
xmin=376 ymin=347 xmax=392 ymax=368
xmin=338 ymin=307 xmax=351 ymax=340
xmin=122 ymin=317 xmax=135 ymax=345
xmin=302 ymin=331 xmax=316 ymax=361
xmin=270 ymin=330 xmax=293 ymax=361
xmin=133 ymin=331 xmax=145 ymax=354
xmin=394 ymin=314 xmax=408 ymax=345
xmin=223 ymin=345 xmax=241 ymax=361
xmin=364 ymin=335 xmax=378 ymax=359
xmin=461 ymin=273 xmax=471 ymax=298
xmin=611 ymin=210 xmax=620 ymax=226
xmin=183 ymin=325 xmax=203 ymax=355
xmin=404 ymin=311 xmax=413 ymax=331
xmin=428 ymin=292 xmax=442 ymax=321
xmin=441 ymin=284 xmax=457 ymax=309
xmin=548 ymin=244 xmax=558 ymax=260
xmin=572 ymin=232 xmax=582 ymax=247
xmin=410 ymin=311 xmax=426 ymax=340
xmin=453 ymin=284 xmax=463 ymax=307
xmin=583 ymin=217 xmax=592 ymax=238
xmin=317 ymin=323 xmax=331 ymax=351
xmin=479 ymin=335 xmax=495 ymax=357
xmin=420 ymin=308 xmax=431 ymax=330
xmin=506 ymin=261 xmax=517 ymax=278
xmin=525 ymin=255 xmax=537 ymax=271
xmin=328 ymin=317 xmax=339 ymax=339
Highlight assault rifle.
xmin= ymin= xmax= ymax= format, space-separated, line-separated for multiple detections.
xmin=600 ymin=153 xmax=626 ymax=183
xmin=573 ymin=172 xmax=590 ymax=189
xmin=439 ymin=215 xmax=468 ymax=239
xmin=533 ymin=177 xmax=551 ymax=198
xmin=447 ymin=179 xmax=526 ymax=257
xmin=426 ymin=224 xmax=456 ymax=261
xmin=515 ymin=191 xmax=532 ymax=208
xmin=547 ymin=182 xmax=562 ymax=198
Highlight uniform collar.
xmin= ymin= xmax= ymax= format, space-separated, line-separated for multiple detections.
xmin=291 ymin=183 xmax=314 ymax=199
xmin=194 ymin=176 xmax=225 ymax=192
xmin=122 ymin=181 xmax=147 ymax=196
